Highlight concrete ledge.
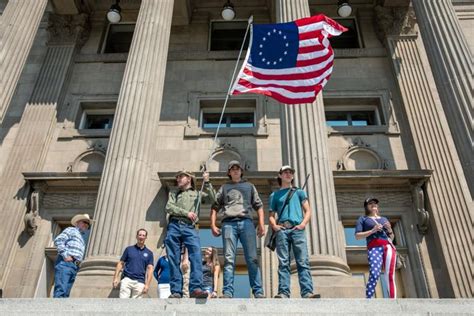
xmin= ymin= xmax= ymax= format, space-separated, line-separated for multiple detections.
xmin=0 ymin=299 xmax=473 ymax=315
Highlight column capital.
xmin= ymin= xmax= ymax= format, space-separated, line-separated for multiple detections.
xmin=47 ymin=13 xmax=91 ymax=46
xmin=374 ymin=5 xmax=417 ymax=44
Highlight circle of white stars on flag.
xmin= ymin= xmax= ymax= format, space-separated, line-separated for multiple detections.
xmin=257 ymin=28 xmax=289 ymax=66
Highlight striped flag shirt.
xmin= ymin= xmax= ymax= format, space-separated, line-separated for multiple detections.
xmin=54 ymin=226 xmax=88 ymax=261
xmin=231 ymin=15 xmax=347 ymax=104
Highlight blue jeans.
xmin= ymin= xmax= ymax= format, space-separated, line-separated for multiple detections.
xmin=222 ymin=218 xmax=263 ymax=297
xmin=53 ymin=256 xmax=79 ymax=298
xmin=275 ymin=228 xmax=313 ymax=297
xmin=165 ymin=220 xmax=203 ymax=295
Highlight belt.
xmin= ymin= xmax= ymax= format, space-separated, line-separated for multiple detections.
xmin=170 ymin=217 xmax=194 ymax=226
xmin=72 ymin=259 xmax=81 ymax=267
xmin=279 ymin=221 xmax=295 ymax=229
xmin=222 ymin=217 xmax=249 ymax=223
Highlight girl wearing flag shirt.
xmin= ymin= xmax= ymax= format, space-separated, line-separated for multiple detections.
xmin=355 ymin=197 xmax=397 ymax=298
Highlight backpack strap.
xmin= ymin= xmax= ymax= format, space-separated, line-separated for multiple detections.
xmin=277 ymin=187 xmax=296 ymax=222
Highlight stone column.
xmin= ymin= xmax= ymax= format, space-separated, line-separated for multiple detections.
xmin=387 ymin=32 xmax=473 ymax=297
xmin=71 ymin=0 xmax=174 ymax=297
xmin=0 ymin=0 xmax=48 ymax=123
xmin=0 ymin=13 xmax=89 ymax=297
xmin=412 ymin=0 xmax=473 ymax=197
xmin=0 ymin=103 xmax=57 ymax=296
xmin=275 ymin=0 xmax=363 ymax=297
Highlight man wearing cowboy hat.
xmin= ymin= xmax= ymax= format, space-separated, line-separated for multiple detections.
xmin=165 ymin=169 xmax=216 ymax=298
xmin=53 ymin=213 xmax=91 ymax=298
xmin=210 ymin=160 xmax=265 ymax=298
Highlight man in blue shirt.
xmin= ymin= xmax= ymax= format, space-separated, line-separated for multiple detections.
xmin=113 ymin=228 xmax=154 ymax=298
xmin=269 ymin=166 xmax=319 ymax=299
xmin=53 ymin=213 xmax=91 ymax=298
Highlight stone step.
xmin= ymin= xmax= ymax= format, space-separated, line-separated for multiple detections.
xmin=0 ymin=299 xmax=473 ymax=315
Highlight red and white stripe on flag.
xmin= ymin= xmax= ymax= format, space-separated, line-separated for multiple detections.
xmin=231 ymin=15 xmax=347 ymax=104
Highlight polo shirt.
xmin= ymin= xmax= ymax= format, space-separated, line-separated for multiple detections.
xmin=120 ymin=244 xmax=154 ymax=284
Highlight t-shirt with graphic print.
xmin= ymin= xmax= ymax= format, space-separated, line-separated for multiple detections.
xmin=213 ymin=180 xmax=263 ymax=221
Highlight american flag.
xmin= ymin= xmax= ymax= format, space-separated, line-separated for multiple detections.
xmin=231 ymin=15 xmax=347 ymax=104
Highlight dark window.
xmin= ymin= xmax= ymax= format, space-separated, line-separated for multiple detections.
xmin=103 ymin=23 xmax=135 ymax=53
xmin=202 ymin=112 xmax=254 ymax=128
xmin=351 ymin=111 xmax=375 ymax=126
xmin=84 ymin=114 xmax=114 ymax=129
xmin=329 ymin=18 xmax=360 ymax=49
xmin=77 ymin=102 xmax=116 ymax=130
xmin=326 ymin=111 xmax=350 ymax=127
xmin=326 ymin=110 xmax=377 ymax=127
xmin=52 ymin=222 xmax=72 ymax=239
xmin=210 ymin=21 xmax=250 ymax=51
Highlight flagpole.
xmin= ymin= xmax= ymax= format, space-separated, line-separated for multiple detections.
xmin=212 ymin=14 xmax=253 ymax=147
xmin=194 ymin=15 xmax=253 ymax=222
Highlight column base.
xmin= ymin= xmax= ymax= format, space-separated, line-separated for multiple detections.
xmin=312 ymin=276 xmax=364 ymax=298
xmin=288 ymin=255 xmax=364 ymax=298
xmin=291 ymin=255 xmax=350 ymax=276
xmin=70 ymin=256 xmax=121 ymax=298
xmin=309 ymin=255 xmax=350 ymax=276
xmin=288 ymin=274 xmax=365 ymax=298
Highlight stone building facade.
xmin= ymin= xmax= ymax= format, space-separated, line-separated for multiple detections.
xmin=0 ymin=0 xmax=471 ymax=299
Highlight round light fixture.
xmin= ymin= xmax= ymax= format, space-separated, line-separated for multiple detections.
xmin=107 ymin=1 xmax=122 ymax=24
xmin=221 ymin=1 xmax=235 ymax=21
xmin=337 ymin=1 xmax=352 ymax=18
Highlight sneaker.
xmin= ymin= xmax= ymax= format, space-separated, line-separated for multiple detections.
xmin=190 ymin=289 xmax=208 ymax=299
xmin=302 ymin=293 xmax=321 ymax=298
xmin=254 ymin=293 xmax=266 ymax=298
xmin=274 ymin=293 xmax=289 ymax=298
xmin=219 ymin=293 xmax=232 ymax=299
xmin=169 ymin=293 xmax=182 ymax=298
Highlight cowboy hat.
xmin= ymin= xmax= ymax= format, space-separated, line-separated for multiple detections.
xmin=175 ymin=170 xmax=195 ymax=178
xmin=175 ymin=170 xmax=196 ymax=188
xmin=71 ymin=213 xmax=92 ymax=226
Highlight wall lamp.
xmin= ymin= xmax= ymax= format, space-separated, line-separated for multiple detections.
xmin=107 ymin=0 xmax=122 ymax=23
xmin=337 ymin=0 xmax=352 ymax=18
xmin=222 ymin=0 xmax=236 ymax=21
